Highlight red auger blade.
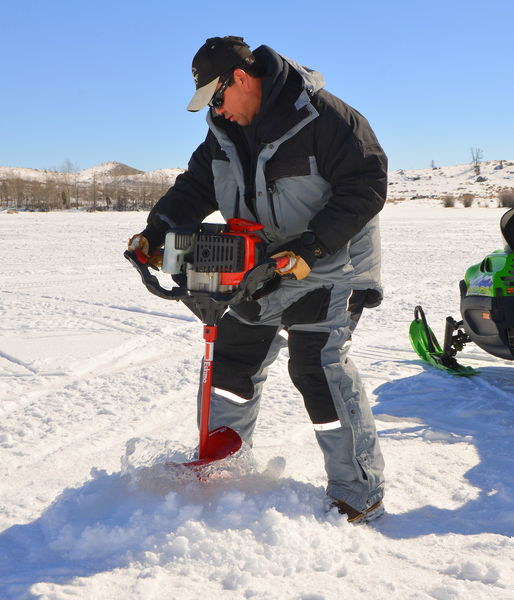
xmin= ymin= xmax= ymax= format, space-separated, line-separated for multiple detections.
xmin=164 ymin=426 xmax=242 ymax=477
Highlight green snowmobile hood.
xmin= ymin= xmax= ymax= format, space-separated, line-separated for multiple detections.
xmin=464 ymin=250 xmax=514 ymax=298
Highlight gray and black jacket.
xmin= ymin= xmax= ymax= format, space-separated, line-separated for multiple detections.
xmin=142 ymin=45 xmax=387 ymax=293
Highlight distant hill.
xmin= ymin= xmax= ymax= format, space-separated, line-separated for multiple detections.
xmin=0 ymin=161 xmax=185 ymax=185
xmin=78 ymin=161 xmax=145 ymax=179
xmin=1 ymin=159 xmax=513 ymax=209
xmin=387 ymin=159 xmax=514 ymax=204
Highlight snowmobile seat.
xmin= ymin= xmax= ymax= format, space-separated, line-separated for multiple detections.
xmin=500 ymin=207 xmax=514 ymax=252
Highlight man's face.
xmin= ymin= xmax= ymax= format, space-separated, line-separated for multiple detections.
xmin=212 ymin=69 xmax=262 ymax=126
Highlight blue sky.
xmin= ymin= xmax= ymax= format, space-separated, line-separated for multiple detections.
xmin=1 ymin=0 xmax=513 ymax=172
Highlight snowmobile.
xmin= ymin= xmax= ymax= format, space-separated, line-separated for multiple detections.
xmin=124 ymin=218 xmax=287 ymax=470
xmin=409 ymin=207 xmax=514 ymax=376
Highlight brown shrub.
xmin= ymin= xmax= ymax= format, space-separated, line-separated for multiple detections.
xmin=460 ymin=193 xmax=475 ymax=208
xmin=499 ymin=189 xmax=514 ymax=208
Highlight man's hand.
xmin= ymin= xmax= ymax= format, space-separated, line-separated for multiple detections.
xmin=128 ymin=234 xmax=150 ymax=255
xmin=127 ymin=234 xmax=163 ymax=269
xmin=271 ymin=251 xmax=311 ymax=280
xmin=270 ymin=231 xmax=328 ymax=281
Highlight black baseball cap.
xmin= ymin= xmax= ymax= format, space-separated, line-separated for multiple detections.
xmin=187 ymin=36 xmax=253 ymax=112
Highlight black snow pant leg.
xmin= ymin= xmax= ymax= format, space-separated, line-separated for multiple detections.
xmin=287 ymin=330 xmax=339 ymax=426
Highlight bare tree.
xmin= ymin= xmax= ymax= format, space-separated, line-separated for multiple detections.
xmin=0 ymin=181 xmax=10 ymax=208
xmin=91 ymin=174 xmax=97 ymax=211
xmin=470 ymin=147 xmax=483 ymax=175
xmin=12 ymin=177 xmax=27 ymax=209
xmin=44 ymin=172 xmax=60 ymax=210
xmin=61 ymin=158 xmax=79 ymax=209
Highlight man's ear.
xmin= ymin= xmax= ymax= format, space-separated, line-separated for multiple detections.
xmin=233 ymin=68 xmax=250 ymax=88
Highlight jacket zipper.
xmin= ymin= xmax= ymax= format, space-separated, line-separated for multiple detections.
xmin=266 ymin=183 xmax=280 ymax=229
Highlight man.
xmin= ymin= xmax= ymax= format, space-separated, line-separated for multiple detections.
xmin=129 ymin=36 xmax=387 ymax=523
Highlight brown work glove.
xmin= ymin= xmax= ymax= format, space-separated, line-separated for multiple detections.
xmin=271 ymin=251 xmax=312 ymax=280
xmin=127 ymin=234 xmax=163 ymax=269
xmin=271 ymin=231 xmax=328 ymax=281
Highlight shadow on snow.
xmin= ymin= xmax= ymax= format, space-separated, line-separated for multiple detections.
xmin=372 ymin=363 xmax=514 ymax=539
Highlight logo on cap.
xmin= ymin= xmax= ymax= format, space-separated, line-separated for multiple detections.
xmin=192 ymin=67 xmax=199 ymax=84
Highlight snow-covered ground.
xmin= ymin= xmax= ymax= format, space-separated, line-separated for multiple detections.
xmin=1 ymin=204 xmax=513 ymax=599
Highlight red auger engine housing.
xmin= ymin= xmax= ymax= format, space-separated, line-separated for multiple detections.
xmin=162 ymin=218 xmax=267 ymax=293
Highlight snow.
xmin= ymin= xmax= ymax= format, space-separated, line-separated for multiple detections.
xmin=1 ymin=204 xmax=514 ymax=599
xmin=1 ymin=158 xmax=513 ymax=201
xmin=387 ymin=160 xmax=514 ymax=204
xmin=0 ymin=162 xmax=184 ymax=185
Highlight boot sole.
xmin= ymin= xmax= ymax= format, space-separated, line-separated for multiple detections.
xmin=348 ymin=500 xmax=385 ymax=524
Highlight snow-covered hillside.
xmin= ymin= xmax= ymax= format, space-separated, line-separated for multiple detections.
xmin=0 ymin=161 xmax=184 ymax=186
xmin=1 ymin=205 xmax=513 ymax=599
xmin=1 ymin=159 xmax=513 ymax=205
xmin=387 ymin=160 xmax=514 ymax=203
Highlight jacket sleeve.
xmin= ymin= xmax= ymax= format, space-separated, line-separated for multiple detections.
xmin=308 ymin=92 xmax=388 ymax=255
xmin=141 ymin=136 xmax=218 ymax=249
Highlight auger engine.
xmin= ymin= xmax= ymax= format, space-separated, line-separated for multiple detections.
xmin=162 ymin=218 xmax=267 ymax=293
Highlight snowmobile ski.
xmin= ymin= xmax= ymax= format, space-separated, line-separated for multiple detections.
xmin=409 ymin=305 xmax=478 ymax=376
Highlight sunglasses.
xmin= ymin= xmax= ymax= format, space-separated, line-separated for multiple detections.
xmin=208 ymin=75 xmax=233 ymax=109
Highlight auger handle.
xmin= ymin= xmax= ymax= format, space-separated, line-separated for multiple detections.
xmin=274 ymin=255 xmax=290 ymax=270
xmin=124 ymin=250 xmax=182 ymax=300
